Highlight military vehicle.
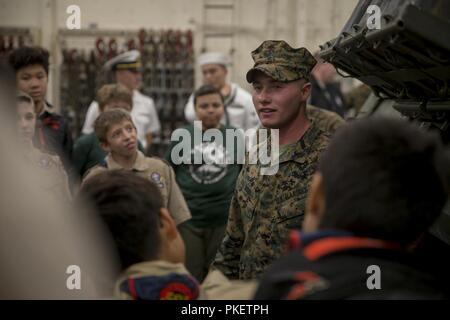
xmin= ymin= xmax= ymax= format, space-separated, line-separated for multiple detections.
xmin=318 ymin=0 xmax=450 ymax=254
xmin=319 ymin=0 xmax=450 ymax=134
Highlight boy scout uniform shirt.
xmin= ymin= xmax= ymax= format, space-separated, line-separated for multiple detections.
xmin=83 ymin=151 xmax=191 ymax=225
xmin=212 ymin=119 xmax=332 ymax=280
xmin=24 ymin=147 xmax=71 ymax=202
xmin=72 ymin=132 xmax=146 ymax=178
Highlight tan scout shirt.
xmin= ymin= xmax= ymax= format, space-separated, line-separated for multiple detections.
xmin=83 ymin=151 xmax=191 ymax=225
xmin=24 ymin=147 xmax=71 ymax=202
xmin=213 ymin=116 xmax=333 ymax=280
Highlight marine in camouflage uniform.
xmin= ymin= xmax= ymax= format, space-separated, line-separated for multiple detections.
xmin=306 ymin=104 xmax=345 ymax=134
xmin=212 ymin=41 xmax=339 ymax=280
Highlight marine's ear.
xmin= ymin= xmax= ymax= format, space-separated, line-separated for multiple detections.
xmin=300 ymin=80 xmax=312 ymax=102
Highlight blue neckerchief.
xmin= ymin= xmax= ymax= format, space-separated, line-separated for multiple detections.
xmin=120 ymin=272 xmax=200 ymax=300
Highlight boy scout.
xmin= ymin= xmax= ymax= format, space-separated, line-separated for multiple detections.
xmin=82 ymin=109 xmax=190 ymax=225
xmin=212 ymin=40 xmax=333 ymax=280
xmin=166 ymin=84 xmax=243 ymax=282
xmin=9 ymin=46 xmax=73 ymax=169
xmin=80 ymin=170 xmax=256 ymax=300
xmin=16 ymin=92 xmax=71 ymax=202
xmin=72 ymin=83 xmax=145 ymax=178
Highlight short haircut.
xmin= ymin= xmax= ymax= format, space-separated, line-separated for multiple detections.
xmin=317 ymin=117 xmax=449 ymax=246
xmin=94 ymin=108 xmax=134 ymax=143
xmin=96 ymin=83 xmax=133 ymax=112
xmin=79 ymin=170 xmax=163 ymax=270
xmin=17 ymin=91 xmax=35 ymax=107
xmin=193 ymin=84 xmax=224 ymax=107
xmin=8 ymin=46 xmax=50 ymax=75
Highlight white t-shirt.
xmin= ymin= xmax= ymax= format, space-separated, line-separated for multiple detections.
xmin=184 ymin=83 xmax=260 ymax=131
xmin=81 ymin=90 xmax=161 ymax=149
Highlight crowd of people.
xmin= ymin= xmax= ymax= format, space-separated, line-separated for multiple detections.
xmin=0 ymin=38 xmax=449 ymax=300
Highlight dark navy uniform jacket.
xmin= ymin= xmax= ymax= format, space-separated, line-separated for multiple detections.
xmin=33 ymin=103 xmax=73 ymax=172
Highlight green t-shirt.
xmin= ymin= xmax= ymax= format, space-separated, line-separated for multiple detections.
xmin=165 ymin=124 xmax=243 ymax=228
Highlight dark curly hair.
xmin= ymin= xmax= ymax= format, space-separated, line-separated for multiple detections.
xmin=8 ymin=46 xmax=50 ymax=74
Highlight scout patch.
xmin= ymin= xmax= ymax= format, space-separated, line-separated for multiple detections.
xmin=150 ymin=172 xmax=165 ymax=188
xmin=37 ymin=155 xmax=51 ymax=169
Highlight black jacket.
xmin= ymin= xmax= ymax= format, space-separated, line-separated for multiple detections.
xmin=255 ymin=230 xmax=446 ymax=300
xmin=34 ymin=104 xmax=73 ymax=171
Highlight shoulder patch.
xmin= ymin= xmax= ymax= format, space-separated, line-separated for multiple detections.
xmin=149 ymin=171 xmax=165 ymax=188
xmin=37 ymin=154 xmax=52 ymax=169
xmin=35 ymin=151 xmax=62 ymax=170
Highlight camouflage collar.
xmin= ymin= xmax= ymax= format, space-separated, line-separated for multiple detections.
xmin=247 ymin=119 xmax=323 ymax=166
xmin=278 ymin=119 xmax=323 ymax=164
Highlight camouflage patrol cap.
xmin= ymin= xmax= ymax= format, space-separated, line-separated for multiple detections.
xmin=246 ymin=40 xmax=317 ymax=83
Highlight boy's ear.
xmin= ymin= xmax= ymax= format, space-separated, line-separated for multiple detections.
xmin=159 ymin=208 xmax=178 ymax=240
xmin=100 ymin=141 xmax=110 ymax=153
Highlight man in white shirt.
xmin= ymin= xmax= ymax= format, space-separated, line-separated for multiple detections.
xmin=184 ymin=52 xmax=260 ymax=131
xmin=81 ymin=50 xmax=160 ymax=151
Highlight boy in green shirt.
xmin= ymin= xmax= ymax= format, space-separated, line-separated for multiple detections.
xmin=165 ymin=85 xmax=243 ymax=281
xmin=83 ymin=109 xmax=191 ymax=226
xmin=79 ymin=170 xmax=256 ymax=299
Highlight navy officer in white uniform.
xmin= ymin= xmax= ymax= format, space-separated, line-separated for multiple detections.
xmin=81 ymin=50 xmax=161 ymax=151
